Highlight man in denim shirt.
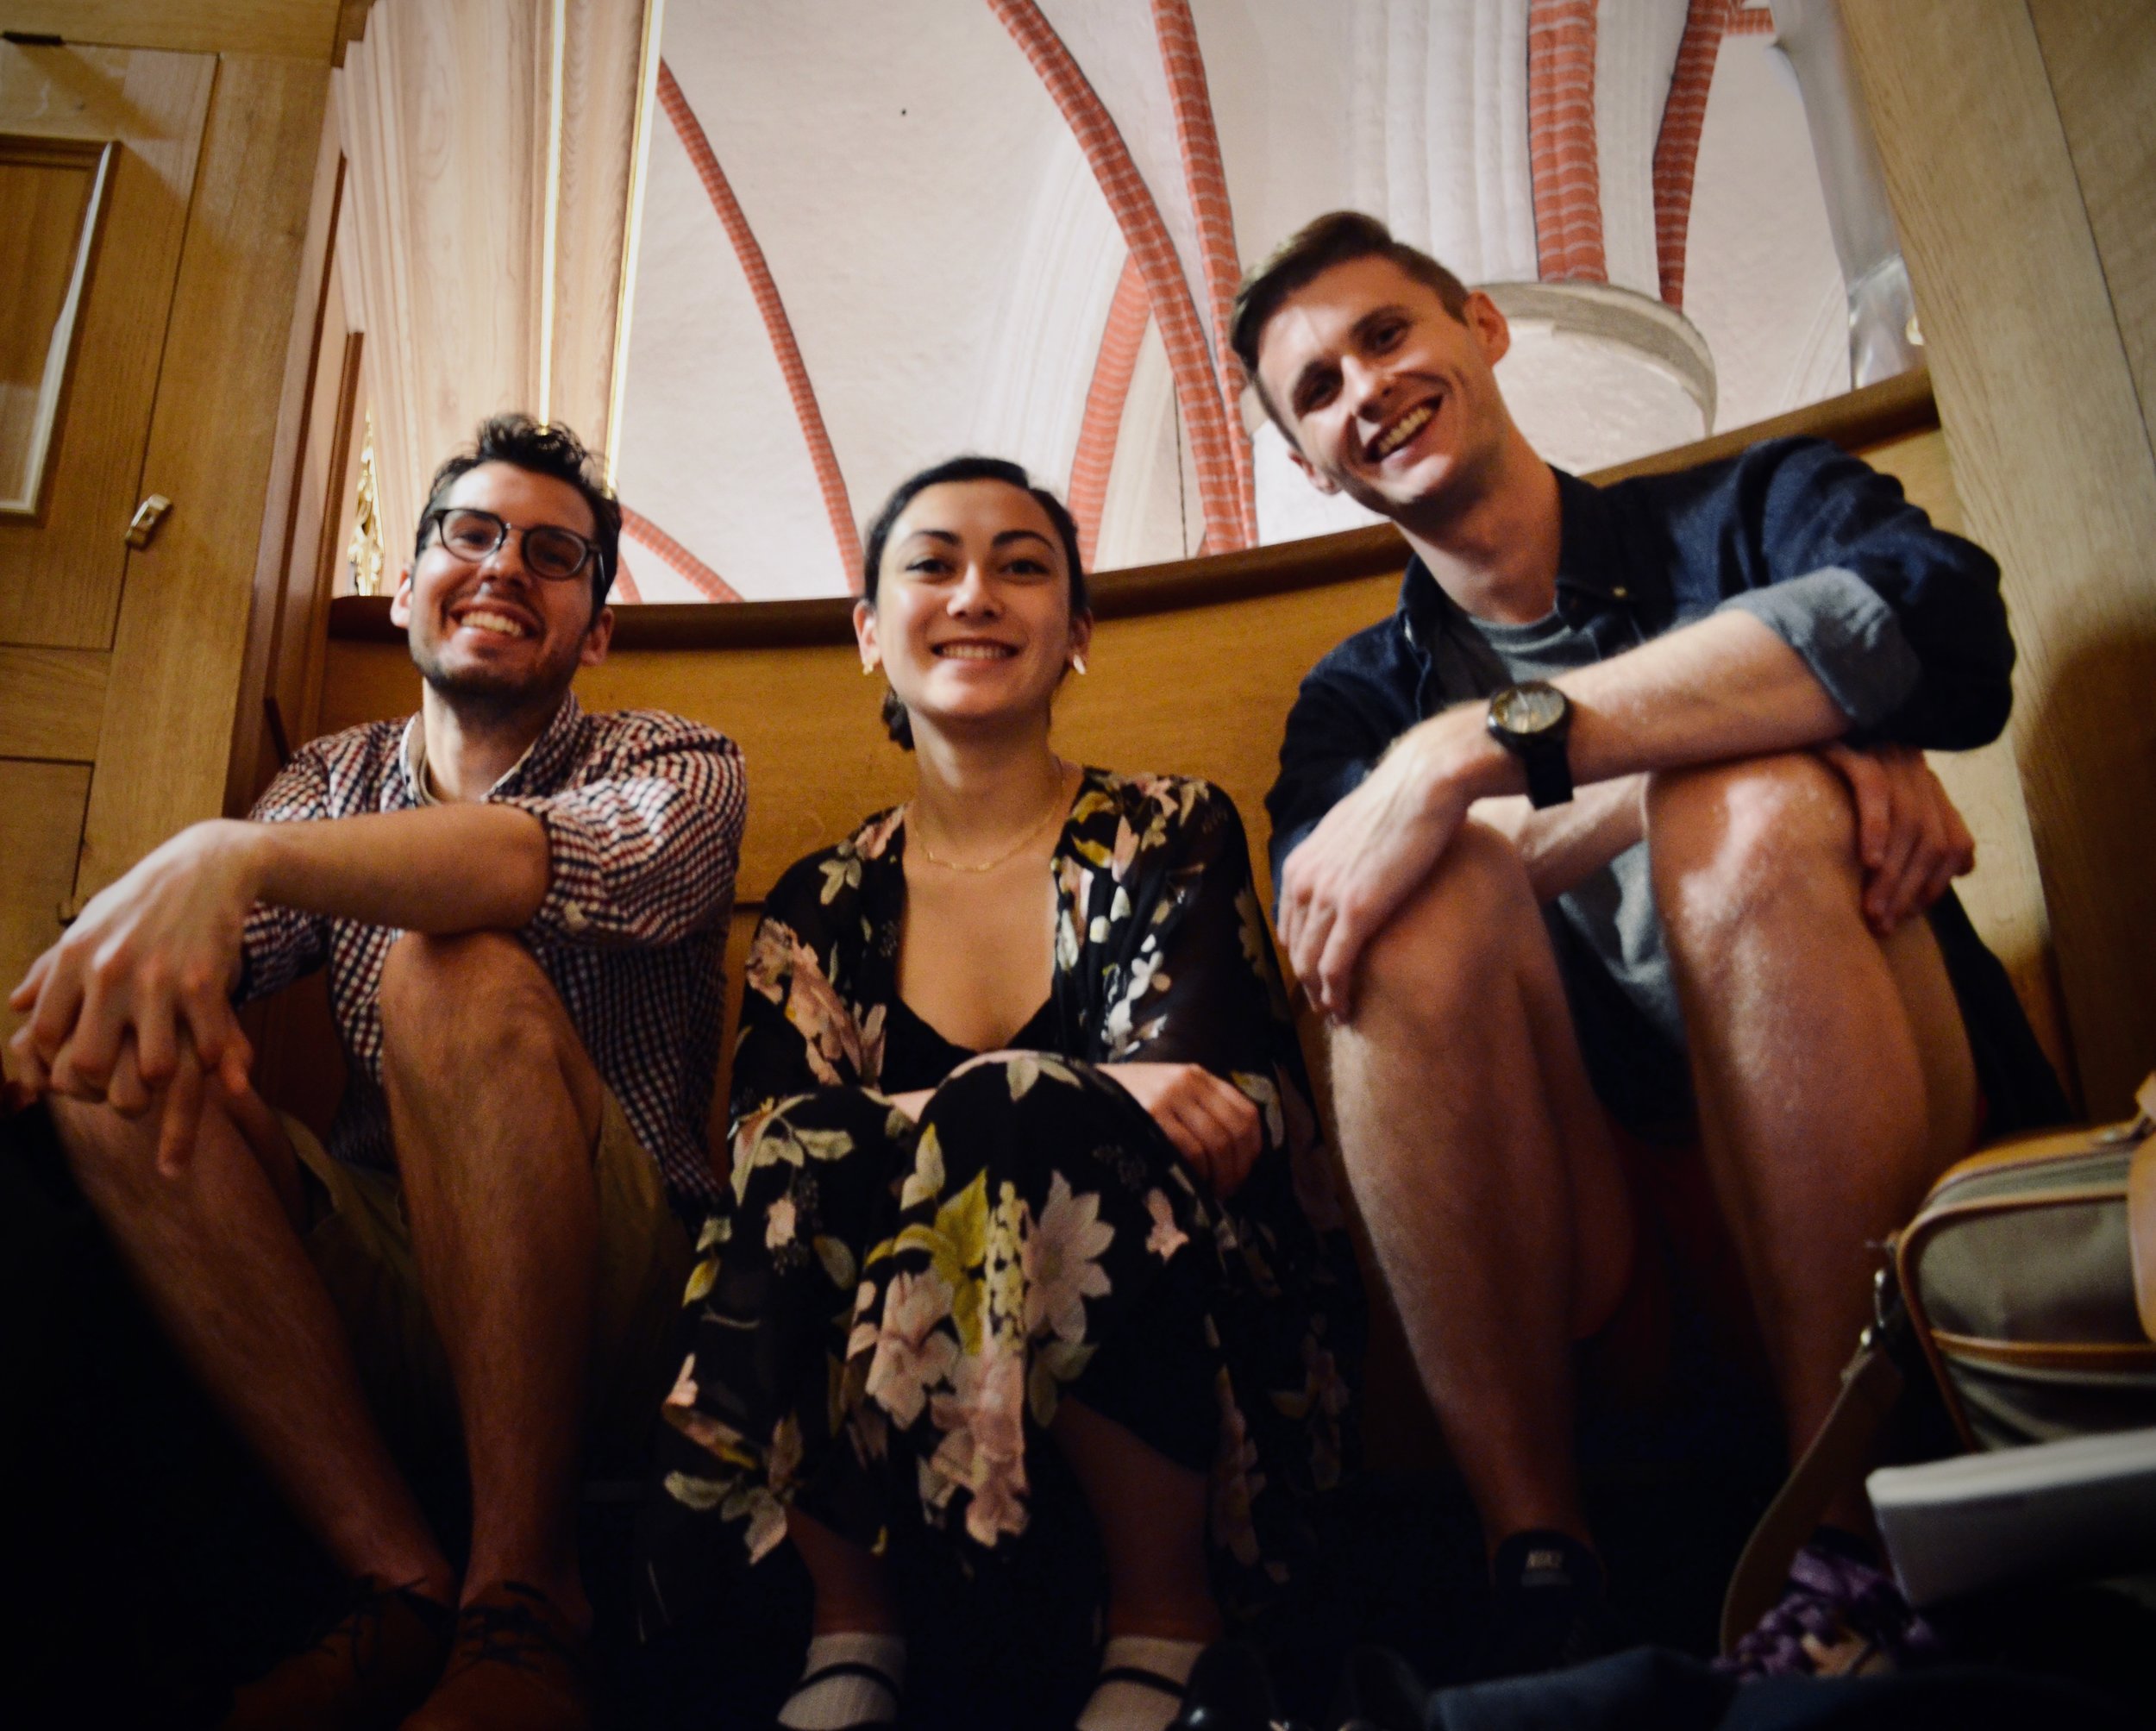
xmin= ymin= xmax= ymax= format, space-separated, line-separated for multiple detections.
xmin=1237 ymin=215 xmax=2062 ymax=1678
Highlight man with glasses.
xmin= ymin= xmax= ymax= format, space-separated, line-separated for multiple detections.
xmin=8 ymin=416 xmax=745 ymax=1730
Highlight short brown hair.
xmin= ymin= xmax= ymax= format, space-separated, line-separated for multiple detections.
xmin=1231 ymin=212 xmax=1473 ymax=424
xmin=417 ymin=414 xmax=621 ymax=616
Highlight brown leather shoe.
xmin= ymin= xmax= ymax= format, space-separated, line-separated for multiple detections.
xmin=398 ymin=1581 xmax=592 ymax=1731
xmin=221 ymin=1579 xmax=454 ymax=1729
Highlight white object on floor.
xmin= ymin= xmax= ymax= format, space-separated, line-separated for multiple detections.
xmin=1868 ymin=1426 xmax=2156 ymax=1607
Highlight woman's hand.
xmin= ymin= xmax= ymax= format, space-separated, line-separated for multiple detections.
xmin=1099 ymin=1061 xmax=1262 ymax=1196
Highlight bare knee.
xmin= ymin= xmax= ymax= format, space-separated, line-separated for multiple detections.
xmin=378 ymin=931 xmax=582 ymax=1094
xmin=1646 ymin=751 xmax=1858 ymax=940
xmin=1351 ymin=822 xmax=1538 ymax=1034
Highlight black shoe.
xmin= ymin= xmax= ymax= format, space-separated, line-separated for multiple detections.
xmin=1166 ymin=1638 xmax=1294 ymax=1731
xmin=1482 ymin=1529 xmax=1618 ymax=1680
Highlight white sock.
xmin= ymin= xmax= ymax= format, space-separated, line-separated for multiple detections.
xmin=1076 ymin=1634 xmax=1205 ymax=1731
xmin=776 ymin=1631 xmax=906 ymax=1731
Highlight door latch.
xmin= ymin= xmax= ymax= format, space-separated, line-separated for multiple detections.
xmin=126 ymin=493 xmax=172 ymax=549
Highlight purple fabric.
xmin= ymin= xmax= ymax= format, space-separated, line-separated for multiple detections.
xmin=1720 ymin=1538 xmax=1942 ymax=1680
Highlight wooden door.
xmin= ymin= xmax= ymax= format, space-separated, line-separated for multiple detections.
xmin=0 ymin=41 xmax=213 ymax=1032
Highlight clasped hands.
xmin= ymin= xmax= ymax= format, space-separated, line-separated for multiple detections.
xmin=892 ymin=1057 xmax=1263 ymax=1197
xmin=1278 ymin=722 xmax=1975 ymax=1022
xmin=5 ymin=819 xmax=260 ymax=1170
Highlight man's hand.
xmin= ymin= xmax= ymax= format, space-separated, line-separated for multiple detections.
xmin=8 ymin=818 xmax=261 ymax=1161
xmin=1820 ymin=742 xmax=1975 ymax=936
xmin=1099 ymin=1061 xmax=1262 ymax=1195
xmin=1277 ymin=712 xmax=1501 ymax=1020
xmin=1470 ymin=773 xmax=1650 ymax=903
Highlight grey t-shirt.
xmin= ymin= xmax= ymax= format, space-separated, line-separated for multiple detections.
xmin=1432 ymin=608 xmax=1688 ymax=1057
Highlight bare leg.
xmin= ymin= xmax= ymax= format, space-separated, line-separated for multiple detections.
xmin=786 ymin=1507 xmax=901 ymax=1635
xmin=1053 ymin=1396 xmax=1222 ymax=1642
xmin=377 ymin=931 xmax=606 ymax=1628
xmin=1650 ymin=754 xmax=1978 ymax=1527
xmin=1326 ymin=824 xmax=1634 ymax=1553
xmin=53 ymin=1092 xmax=454 ymax=1601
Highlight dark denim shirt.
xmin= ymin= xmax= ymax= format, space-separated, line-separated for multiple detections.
xmin=1265 ymin=436 xmax=2066 ymax=1135
xmin=1265 ymin=436 xmax=2014 ymax=885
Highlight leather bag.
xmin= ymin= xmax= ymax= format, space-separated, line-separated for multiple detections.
xmin=1720 ymin=1072 xmax=2156 ymax=1650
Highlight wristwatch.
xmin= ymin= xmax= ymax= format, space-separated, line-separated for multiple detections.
xmin=1486 ymin=680 xmax=1575 ymax=808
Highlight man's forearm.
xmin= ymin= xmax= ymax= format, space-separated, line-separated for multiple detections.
xmin=1470 ymin=775 xmax=1646 ymax=901
xmin=1399 ymin=611 xmax=1852 ymax=814
xmin=1562 ymin=610 xmax=1848 ymax=780
xmin=245 ymin=803 xmax=551 ymax=934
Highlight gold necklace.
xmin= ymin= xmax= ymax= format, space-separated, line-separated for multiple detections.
xmin=912 ymin=760 xmax=1073 ymax=874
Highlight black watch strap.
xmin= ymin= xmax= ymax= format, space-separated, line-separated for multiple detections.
xmin=1519 ymin=737 xmax=1574 ymax=809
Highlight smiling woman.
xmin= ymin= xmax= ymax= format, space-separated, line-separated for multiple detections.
xmin=638 ymin=455 xmax=1363 ymax=1728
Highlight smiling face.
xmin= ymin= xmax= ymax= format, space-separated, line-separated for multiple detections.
xmin=855 ymin=479 xmax=1091 ymax=744
xmin=391 ymin=460 xmax=612 ymax=715
xmin=1254 ymin=253 xmax=1518 ymax=523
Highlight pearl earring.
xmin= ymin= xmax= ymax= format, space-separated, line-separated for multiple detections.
xmin=1071 ymin=652 xmax=1088 ymax=675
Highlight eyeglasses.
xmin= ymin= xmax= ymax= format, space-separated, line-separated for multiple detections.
xmin=421 ymin=506 xmax=602 ymax=584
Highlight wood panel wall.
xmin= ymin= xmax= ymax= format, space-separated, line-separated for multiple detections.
xmin=314 ymin=378 xmax=2069 ymax=1092
xmin=0 ymin=13 xmax=343 ymax=1037
xmin=1846 ymin=1 xmax=2156 ymax=1116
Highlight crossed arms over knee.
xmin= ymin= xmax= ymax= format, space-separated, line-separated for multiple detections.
xmin=7 ymin=714 xmax=747 ymax=1171
xmin=1267 ymin=440 xmax=2013 ymax=1018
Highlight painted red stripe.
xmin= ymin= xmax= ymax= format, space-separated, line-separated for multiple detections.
xmin=1652 ymin=0 xmax=1733 ymax=308
xmin=1151 ymin=0 xmax=1256 ymax=544
xmin=621 ymin=504 xmax=744 ymax=602
xmin=1526 ymin=0 xmax=1608 ymax=283
xmin=657 ymin=60 xmax=862 ymax=592
xmin=611 ymin=555 xmax=643 ymax=605
xmin=1068 ymin=254 xmax=1150 ymax=568
xmin=987 ymin=0 xmax=1247 ymax=554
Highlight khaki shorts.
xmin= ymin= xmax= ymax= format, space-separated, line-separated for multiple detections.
xmin=285 ymin=1094 xmax=693 ymax=1477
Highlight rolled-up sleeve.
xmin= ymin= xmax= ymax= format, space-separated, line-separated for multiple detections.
xmin=1717 ymin=438 xmax=2015 ymax=750
xmin=501 ymin=724 xmax=746 ymax=949
xmin=235 ymin=747 xmax=334 ymax=1003
xmin=1717 ymin=567 xmax=1925 ymax=731
xmin=1265 ymin=644 xmax=1407 ymax=903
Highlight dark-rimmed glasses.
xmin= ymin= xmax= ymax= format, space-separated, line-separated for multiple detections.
xmin=421 ymin=506 xmax=601 ymax=583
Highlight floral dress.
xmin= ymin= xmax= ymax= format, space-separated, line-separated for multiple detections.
xmin=638 ymin=769 xmax=1361 ymax=1634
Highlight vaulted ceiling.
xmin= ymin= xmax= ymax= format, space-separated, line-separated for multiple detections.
xmin=336 ymin=1 xmax=1865 ymax=605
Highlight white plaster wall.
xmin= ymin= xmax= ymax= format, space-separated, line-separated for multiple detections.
xmin=1683 ymin=34 xmax=1850 ymax=434
xmin=615 ymin=3 xmax=1869 ymax=593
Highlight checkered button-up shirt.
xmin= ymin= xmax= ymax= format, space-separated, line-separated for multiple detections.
xmin=239 ymin=693 xmax=745 ymax=1210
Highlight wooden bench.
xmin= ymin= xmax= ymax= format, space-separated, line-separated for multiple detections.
xmin=258 ymin=369 xmax=2065 ymax=1464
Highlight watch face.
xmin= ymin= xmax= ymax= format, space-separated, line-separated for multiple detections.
xmin=1494 ymin=682 xmax=1566 ymax=734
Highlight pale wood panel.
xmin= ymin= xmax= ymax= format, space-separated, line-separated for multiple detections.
xmin=1847 ymin=2 xmax=2156 ymax=1116
xmin=303 ymin=331 xmax=366 ymax=741
xmin=321 ymin=570 xmax=1401 ymax=914
xmin=0 ymin=1 xmax=341 ymax=61
xmin=78 ymin=55 xmax=331 ymax=900
xmin=0 ymin=644 xmax=104 ymax=759
xmin=0 ymin=141 xmax=97 ymax=505
xmin=0 ymin=43 xmax=212 ymax=648
xmin=547 ymin=0 xmax=643 ymax=455
xmin=318 ymin=425 xmax=2063 ymax=1060
xmin=229 ymin=109 xmax=346 ymax=811
xmin=0 ymin=758 xmax=88 ymax=1040
xmin=2028 ymin=0 xmax=2156 ymax=446
xmin=1868 ymin=428 xmax=2070 ymax=1082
